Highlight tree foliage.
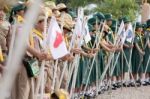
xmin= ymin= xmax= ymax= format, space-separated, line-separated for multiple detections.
xmin=95 ymin=0 xmax=139 ymax=21
xmin=55 ymin=0 xmax=101 ymax=8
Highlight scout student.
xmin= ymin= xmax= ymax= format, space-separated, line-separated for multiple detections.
xmin=54 ymin=14 xmax=74 ymax=90
xmin=84 ymin=14 xmax=116 ymax=97
xmin=104 ymin=13 xmax=114 ymax=44
xmin=11 ymin=14 xmax=51 ymax=99
xmin=110 ymin=19 xmax=122 ymax=90
xmin=0 ymin=5 xmax=11 ymax=73
xmin=131 ymin=22 xmax=146 ymax=86
xmin=143 ymin=19 xmax=150 ymax=85
xmin=9 ymin=3 xmax=26 ymax=24
xmin=119 ymin=16 xmax=133 ymax=87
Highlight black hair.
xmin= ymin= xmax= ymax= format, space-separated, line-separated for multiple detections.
xmin=59 ymin=8 xmax=68 ymax=13
xmin=51 ymin=93 xmax=59 ymax=99
xmin=9 ymin=9 xmax=15 ymax=24
xmin=63 ymin=27 xmax=71 ymax=32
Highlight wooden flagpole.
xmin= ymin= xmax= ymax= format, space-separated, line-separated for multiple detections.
xmin=0 ymin=0 xmax=42 ymax=98
xmin=83 ymin=20 xmax=106 ymax=92
xmin=35 ymin=10 xmax=48 ymax=99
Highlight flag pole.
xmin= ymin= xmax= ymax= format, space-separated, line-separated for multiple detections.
xmin=0 ymin=0 xmax=42 ymax=98
xmin=52 ymin=12 xmax=65 ymax=91
xmin=83 ymin=20 xmax=106 ymax=93
xmin=128 ymin=21 xmax=136 ymax=81
xmin=144 ymin=55 xmax=150 ymax=74
xmin=70 ymin=7 xmax=85 ymax=98
xmin=97 ymin=21 xmax=125 ymax=91
xmin=7 ymin=18 xmax=17 ymax=70
xmin=122 ymin=50 xmax=138 ymax=88
xmin=58 ymin=12 xmax=73 ymax=88
xmin=35 ymin=10 xmax=49 ymax=99
xmin=51 ymin=60 xmax=59 ymax=91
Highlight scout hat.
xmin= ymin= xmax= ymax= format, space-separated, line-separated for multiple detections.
xmin=44 ymin=7 xmax=53 ymax=17
xmin=0 ymin=3 xmax=10 ymax=13
xmin=45 ymin=1 xmax=60 ymax=18
xmin=58 ymin=13 xmax=75 ymax=31
xmin=57 ymin=3 xmax=68 ymax=11
xmin=135 ymin=22 xmax=142 ymax=29
xmin=93 ymin=12 xmax=105 ymax=22
xmin=12 ymin=3 xmax=26 ymax=14
xmin=104 ymin=13 xmax=112 ymax=21
xmin=122 ymin=16 xmax=130 ymax=23
xmin=45 ymin=1 xmax=58 ymax=10
xmin=88 ymin=17 xmax=100 ymax=25
xmin=35 ymin=15 xmax=45 ymax=24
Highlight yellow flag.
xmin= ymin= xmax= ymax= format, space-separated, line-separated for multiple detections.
xmin=0 ymin=46 xmax=4 ymax=62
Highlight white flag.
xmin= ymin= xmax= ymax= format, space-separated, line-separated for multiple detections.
xmin=126 ymin=23 xmax=134 ymax=43
xmin=117 ymin=21 xmax=127 ymax=44
xmin=46 ymin=17 xmax=69 ymax=59
xmin=75 ymin=18 xmax=82 ymax=37
xmin=117 ymin=21 xmax=124 ymax=35
xmin=83 ymin=22 xmax=91 ymax=44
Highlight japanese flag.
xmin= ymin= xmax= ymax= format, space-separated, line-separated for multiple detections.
xmin=46 ymin=17 xmax=69 ymax=59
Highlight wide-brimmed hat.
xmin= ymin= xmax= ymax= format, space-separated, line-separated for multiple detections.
xmin=135 ymin=22 xmax=142 ymax=29
xmin=57 ymin=3 xmax=67 ymax=11
xmin=104 ymin=13 xmax=112 ymax=21
xmin=45 ymin=1 xmax=58 ymax=10
xmin=58 ymin=13 xmax=75 ymax=31
xmin=93 ymin=12 xmax=105 ymax=22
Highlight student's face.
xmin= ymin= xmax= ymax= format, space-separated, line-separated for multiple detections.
xmin=93 ymin=23 xmax=100 ymax=30
xmin=37 ymin=20 xmax=44 ymax=32
xmin=0 ymin=10 xmax=5 ymax=20
xmin=17 ymin=10 xmax=25 ymax=17
xmin=124 ymin=23 xmax=129 ymax=30
xmin=47 ymin=17 xmax=51 ymax=28
xmin=63 ymin=28 xmax=71 ymax=35
xmin=137 ymin=28 xmax=143 ymax=33
xmin=107 ymin=20 xmax=112 ymax=26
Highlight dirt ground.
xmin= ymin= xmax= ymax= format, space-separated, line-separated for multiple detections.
xmin=96 ymin=86 xmax=150 ymax=99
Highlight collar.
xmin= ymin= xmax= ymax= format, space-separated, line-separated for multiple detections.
xmin=17 ymin=15 xmax=24 ymax=23
xmin=32 ymin=29 xmax=44 ymax=40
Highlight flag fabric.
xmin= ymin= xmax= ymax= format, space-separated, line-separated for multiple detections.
xmin=74 ymin=17 xmax=82 ymax=38
xmin=73 ymin=8 xmax=85 ymax=47
xmin=117 ymin=21 xmax=127 ymax=44
xmin=71 ymin=17 xmax=83 ymax=48
xmin=83 ymin=21 xmax=91 ymax=44
xmin=46 ymin=16 xmax=69 ymax=59
xmin=117 ymin=21 xmax=126 ymax=45
xmin=117 ymin=21 xmax=124 ymax=35
xmin=126 ymin=23 xmax=134 ymax=43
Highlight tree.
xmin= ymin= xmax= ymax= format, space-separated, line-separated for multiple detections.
xmin=56 ymin=0 xmax=101 ymax=8
xmin=95 ymin=0 xmax=139 ymax=21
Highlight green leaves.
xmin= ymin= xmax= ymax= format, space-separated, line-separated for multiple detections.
xmin=95 ymin=0 xmax=139 ymax=21
xmin=67 ymin=0 xmax=95 ymax=8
